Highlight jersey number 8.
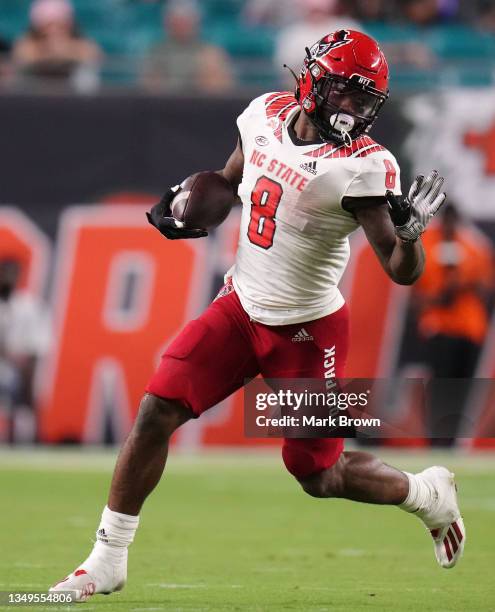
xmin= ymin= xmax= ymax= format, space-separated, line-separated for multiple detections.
xmin=248 ymin=176 xmax=283 ymax=249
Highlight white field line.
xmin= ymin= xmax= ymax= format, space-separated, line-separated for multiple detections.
xmin=0 ymin=609 xmax=94 ymax=612
xmin=146 ymin=583 xmax=242 ymax=589
xmin=132 ymin=608 xmax=212 ymax=612
xmin=132 ymin=608 xmax=203 ymax=612
xmin=338 ymin=548 xmax=366 ymax=557
xmin=146 ymin=583 xmax=206 ymax=589
xmin=0 ymin=584 xmax=45 ymax=588
xmin=1 ymin=447 xmax=495 ymax=474
xmin=0 ymin=448 xmax=279 ymax=472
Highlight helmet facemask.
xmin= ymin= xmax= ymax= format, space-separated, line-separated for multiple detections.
xmin=311 ymin=73 xmax=388 ymax=144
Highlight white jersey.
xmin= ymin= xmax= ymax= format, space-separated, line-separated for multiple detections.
xmin=231 ymin=92 xmax=401 ymax=326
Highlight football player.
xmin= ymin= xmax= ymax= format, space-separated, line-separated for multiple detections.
xmin=51 ymin=30 xmax=464 ymax=601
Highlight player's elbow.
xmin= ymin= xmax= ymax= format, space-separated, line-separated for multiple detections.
xmin=390 ymin=272 xmax=420 ymax=286
xmin=388 ymin=262 xmax=424 ymax=286
xmin=216 ymin=169 xmax=240 ymax=197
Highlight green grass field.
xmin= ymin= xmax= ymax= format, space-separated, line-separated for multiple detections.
xmin=1 ymin=449 xmax=494 ymax=612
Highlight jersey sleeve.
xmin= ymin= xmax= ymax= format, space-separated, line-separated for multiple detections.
xmin=236 ymin=100 xmax=254 ymax=142
xmin=236 ymin=93 xmax=272 ymax=151
xmin=343 ymin=151 xmax=402 ymax=201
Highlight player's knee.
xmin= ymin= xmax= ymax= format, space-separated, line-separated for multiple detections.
xmin=282 ymin=439 xmax=345 ymax=497
xmin=133 ymin=393 xmax=192 ymax=442
xmin=298 ymin=461 xmax=345 ymax=499
xmin=299 ymin=474 xmax=330 ymax=498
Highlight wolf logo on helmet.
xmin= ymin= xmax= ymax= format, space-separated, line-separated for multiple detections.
xmin=309 ymin=29 xmax=352 ymax=58
xmin=295 ymin=30 xmax=389 ymax=145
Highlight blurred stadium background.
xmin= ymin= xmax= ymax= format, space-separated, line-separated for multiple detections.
xmin=1 ymin=1 xmax=495 ymax=609
xmin=0 ymin=0 xmax=495 ymax=450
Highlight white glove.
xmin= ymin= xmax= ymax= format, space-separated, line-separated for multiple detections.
xmin=386 ymin=170 xmax=446 ymax=242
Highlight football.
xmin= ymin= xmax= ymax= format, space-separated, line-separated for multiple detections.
xmin=171 ymin=171 xmax=234 ymax=230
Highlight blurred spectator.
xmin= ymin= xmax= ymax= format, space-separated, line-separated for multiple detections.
xmin=244 ymin=0 xmax=303 ymax=27
xmin=412 ymin=203 xmax=494 ymax=444
xmin=0 ymin=259 xmax=51 ymax=443
xmin=381 ymin=41 xmax=436 ymax=70
xmin=143 ymin=0 xmax=234 ymax=93
xmin=437 ymin=0 xmax=461 ymax=21
xmin=274 ymin=0 xmax=362 ymax=85
xmin=0 ymin=35 xmax=13 ymax=87
xmin=402 ymin=0 xmax=439 ymax=25
xmin=381 ymin=0 xmax=442 ymax=69
xmin=351 ymin=0 xmax=392 ymax=22
xmin=244 ymin=0 xmax=387 ymax=31
xmin=477 ymin=1 xmax=495 ymax=32
xmin=12 ymin=0 xmax=102 ymax=92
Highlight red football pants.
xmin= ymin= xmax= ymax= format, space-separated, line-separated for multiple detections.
xmin=147 ymin=285 xmax=349 ymax=479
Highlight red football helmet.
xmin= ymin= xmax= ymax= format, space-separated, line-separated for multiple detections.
xmin=295 ymin=29 xmax=389 ymax=143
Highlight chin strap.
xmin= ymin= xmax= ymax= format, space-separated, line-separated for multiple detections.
xmin=341 ymin=129 xmax=353 ymax=147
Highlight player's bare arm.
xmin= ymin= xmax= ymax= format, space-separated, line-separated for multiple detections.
xmin=351 ymin=170 xmax=446 ymax=285
xmin=146 ymin=139 xmax=243 ymax=240
xmin=355 ymin=202 xmax=425 ymax=285
xmin=218 ymin=137 xmax=244 ymax=192
xmin=355 ymin=204 xmax=425 ymax=285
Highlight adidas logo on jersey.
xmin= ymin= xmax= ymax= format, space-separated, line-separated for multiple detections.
xmin=292 ymin=328 xmax=314 ymax=342
xmin=300 ymin=160 xmax=318 ymax=175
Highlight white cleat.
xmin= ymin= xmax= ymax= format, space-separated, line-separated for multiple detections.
xmin=49 ymin=552 xmax=127 ymax=602
xmin=414 ymin=466 xmax=466 ymax=569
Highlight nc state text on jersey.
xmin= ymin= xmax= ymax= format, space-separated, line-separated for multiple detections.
xmin=249 ymin=149 xmax=309 ymax=192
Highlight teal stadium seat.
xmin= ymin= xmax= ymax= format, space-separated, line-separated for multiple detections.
xmin=366 ymin=22 xmax=495 ymax=89
xmin=0 ymin=0 xmax=31 ymax=41
xmin=200 ymin=0 xmax=245 ymax=19
xmin=427 ymin=24 xmax=495 ymax=59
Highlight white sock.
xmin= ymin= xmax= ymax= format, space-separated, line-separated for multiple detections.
xmin=399 ymin=472 xmax=435 ymax=514
xmin=87 ymin=506 xmax=140 ymax=565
